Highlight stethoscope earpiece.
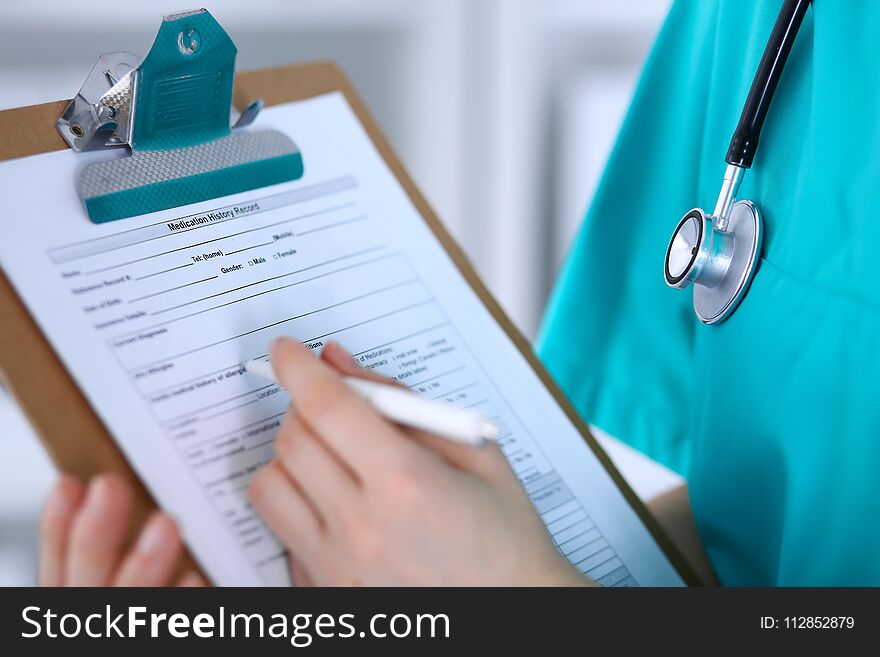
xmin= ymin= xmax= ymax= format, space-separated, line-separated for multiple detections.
xmin=663 ymin=0 xmax=809 ymax=324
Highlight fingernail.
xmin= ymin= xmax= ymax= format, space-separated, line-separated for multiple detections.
xmin=45 ymin=476 xmax=79 ymax=519
xmin=55 ymin=475 xmax=81 ymax=505
xmin=178 ymin=571 xmax=205 ymax=588
xmin=58 ymin=473 xmax=82 ymax=493
xmin=85 ymin=475 xmax=113 ymax=514
xmin=136 ymin=514 xmax=173 ymax=555
xmin=328 ymin=341 xmax=353 ymax=359
xmin=269 ymin=336 xmax=289 ymax=358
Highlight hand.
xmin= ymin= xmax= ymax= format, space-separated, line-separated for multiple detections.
xmin=248 ymin=338 xmax=589 ymax=586
xmin=39 ymin=473 xmax=206 ymax=587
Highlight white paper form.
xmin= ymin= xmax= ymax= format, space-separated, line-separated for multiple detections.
xmin=0 ymin=92 xmax=684 ymax=586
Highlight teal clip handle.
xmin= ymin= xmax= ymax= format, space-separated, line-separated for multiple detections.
xmin=78 ymin=9 xmax=305 ymax=224
xmin=132 ymin=10 xmax=236 ymax=151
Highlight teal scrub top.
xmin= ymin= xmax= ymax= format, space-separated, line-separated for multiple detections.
xmin=537 ymin=0 xmax=880 ymax=586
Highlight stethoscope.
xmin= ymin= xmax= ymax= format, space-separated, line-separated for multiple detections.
xmin=663 ymin=0 xmax=811 ymax=324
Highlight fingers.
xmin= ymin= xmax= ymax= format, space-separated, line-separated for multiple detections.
xmin=177 ymin=571 xmax=208 ymax=587
xmin=249 ymin=461 xmax=323 ymax=560
xmin=42 ymin=473 xmax=200 ymax=588
xmin=65 ymin=474 xmax=133 ymax=586
xmin=289 ymin=555 xmax=315 ymax=587
xmin=39 ymin=474 xmax=85 ymax=586
xmin=274 ymin=414 xmax=359 ymax=518
xmin=270 ymin=337 xmax=413 ymax=471
xmin=114 ymin=513 xmax=183 ymax=586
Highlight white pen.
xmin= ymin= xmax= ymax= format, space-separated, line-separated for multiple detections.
xmin=241 ymin=358 xmax=499 ymax=446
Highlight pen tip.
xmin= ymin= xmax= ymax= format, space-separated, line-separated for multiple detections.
xmin=479 ymin=421 xmax=499 ymax=442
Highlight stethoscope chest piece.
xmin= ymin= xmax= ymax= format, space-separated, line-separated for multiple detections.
xmin=694 ymin=200 xmax=761 ymax=324
xmin=662 ymin=0 xmax=809 ymax=325
xmin=665 ymin=200 xmax=762 ymax=324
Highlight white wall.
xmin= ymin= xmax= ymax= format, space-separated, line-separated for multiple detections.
xmin=0 ymin=0 xmax=675 ymax=585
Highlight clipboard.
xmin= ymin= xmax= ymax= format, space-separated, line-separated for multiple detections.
xmin=0 ymin=60 xmax=703 ymax=587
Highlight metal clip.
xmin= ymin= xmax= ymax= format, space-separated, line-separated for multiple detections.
xmin=56 ymin=9 xmax=301 ymax=224
xmin=57 ymin=52 xmax=140 ymax=150
xmin=57 ymin=9 xmax=264 ymax=152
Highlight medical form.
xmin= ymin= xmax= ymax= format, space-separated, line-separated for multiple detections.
xmin=0 ymin=92 xmax=684 ymax=586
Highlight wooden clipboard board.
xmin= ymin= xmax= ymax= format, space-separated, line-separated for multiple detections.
xmin=0 ymin=61 xmax=702 ymax=586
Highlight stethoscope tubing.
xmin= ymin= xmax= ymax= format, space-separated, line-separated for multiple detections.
xmin=726 ymin=0 xmax=811 ymax=169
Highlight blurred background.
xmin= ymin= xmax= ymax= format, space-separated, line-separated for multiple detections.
xmin=0 ymin=0 xmax=679 ymax=585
